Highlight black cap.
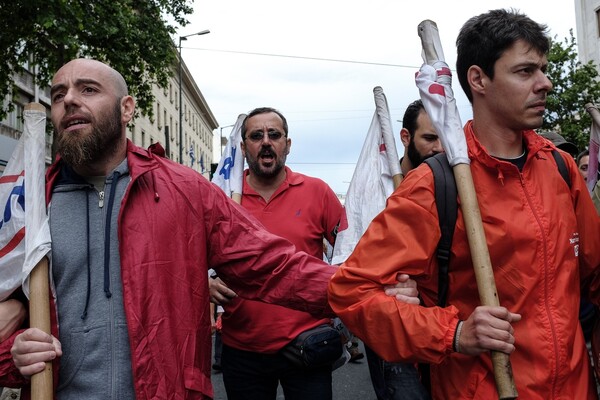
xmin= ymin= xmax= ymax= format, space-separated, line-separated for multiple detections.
xmin=539 ymin=131 xmax=578 ymax=157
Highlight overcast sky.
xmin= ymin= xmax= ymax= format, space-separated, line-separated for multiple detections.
xmin=180 ymin=1 xmax=576 ymax=194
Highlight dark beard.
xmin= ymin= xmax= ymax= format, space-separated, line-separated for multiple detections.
xmin=57 ymin=101 xmax=122 ymax=168
xmin=407 ymin=139 xmax=426 ymax=168
xmin=246 ymin=147 xmax=286 ymax=179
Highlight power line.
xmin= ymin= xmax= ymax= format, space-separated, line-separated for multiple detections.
xmin=187 ymin=46 xmax=422 ymax=69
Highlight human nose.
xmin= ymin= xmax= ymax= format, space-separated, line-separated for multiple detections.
xmin=432 ymin=139 xmax=443 ymax=153
xmin=536 ymin=72 xmax=553 ymax=93
xmin=259 ymin=132 xmax=272 ymax=145
xmin=62 ymin=88 xmax=80 ymax=108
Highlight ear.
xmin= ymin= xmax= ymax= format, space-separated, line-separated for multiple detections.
xmin=121 ymin=96 xmax=135 ymax=124
xmin=285 ymin=137 xmax=291 ymax=155
xmin=467 ymin=65 xmax=487 ymax=97
xmin=241 ymin=139 xmax=247 ymax=157
xmin=400 ymin=128 xmax=411 ymax=147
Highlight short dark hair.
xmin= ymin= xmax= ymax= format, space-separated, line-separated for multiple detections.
xmin=241 ymin=107 xmax=289 ymax=140
xmin=402 ymin=100 xmax=425 ymax=139
xmin=577 ymin=149 xmax=589 ymax=166
xmin=456 ymin=9 xmax=550 ymax=103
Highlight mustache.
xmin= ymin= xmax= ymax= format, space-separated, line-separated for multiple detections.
xmin=258 ymin=148 xmax=275 ymax=157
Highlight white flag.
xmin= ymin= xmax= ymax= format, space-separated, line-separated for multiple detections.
xmin=415 ymin=62 xmax=469 ymax=167
xmin=0 ymin=106 xmax=51 ymax=300
xmin=416 ymin=20 xmax=468 ymax=167
xmin=211 ymin=114 xmax=246 ymax=198
xmin=331 ymin=87 xmax=398 ymax=264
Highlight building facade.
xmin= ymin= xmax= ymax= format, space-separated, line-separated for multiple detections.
xmin=0 ymin=62 xmax=52 ymax=173
xmin=576 ymin=0 xmax=600 ymax=68
xmin=0 ymin=58 xmax=218 ymax=179
xmin=130 ymin=58 xmax=218 ymax=179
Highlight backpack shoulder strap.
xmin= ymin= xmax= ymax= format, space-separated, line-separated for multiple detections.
xmin=424 ymin=153 xmax=458 ymax=307
xmin=551 ymin=149 xmax=571 ymax=188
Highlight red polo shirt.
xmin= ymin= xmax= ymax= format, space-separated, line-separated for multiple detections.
xmin=221 ymin=167 xmax=346 ymax=353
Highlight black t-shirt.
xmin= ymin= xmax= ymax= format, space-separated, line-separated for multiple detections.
xmin=495 ymin=150 xmax=528 ymax=171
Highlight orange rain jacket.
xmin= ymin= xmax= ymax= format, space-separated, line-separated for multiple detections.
xmin=329 ymin=121 xmax=600 ymax=399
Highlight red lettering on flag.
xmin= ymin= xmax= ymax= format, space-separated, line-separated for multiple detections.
xmin=428 ymin=83 xmax=445 ymax=96
xmin=0 ymin=227 xmax=25 ymax=258
xmin=0 ymin=171 xmax=25 ymax=184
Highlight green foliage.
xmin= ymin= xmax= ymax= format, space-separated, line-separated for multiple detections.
xmin=544 ymin=29 xmax=600 ymax=151
xmin=0 ymin=0 xmax=193 ymax=120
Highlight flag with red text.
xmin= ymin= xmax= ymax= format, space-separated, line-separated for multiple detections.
xmin=331 ymin=87 xmax=398 ymax=264
xmin=0 ymin=106 xmax=51 ymax=300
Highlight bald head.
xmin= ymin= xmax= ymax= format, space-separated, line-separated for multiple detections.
xmin=53 ymin=58 xmax=128 ymax=98
xmin=50 ymin=58 xmax=136 ymax=176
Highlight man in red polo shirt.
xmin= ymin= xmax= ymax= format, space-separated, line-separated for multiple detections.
xmin=212 ymin=107 xmax=345 ymax=400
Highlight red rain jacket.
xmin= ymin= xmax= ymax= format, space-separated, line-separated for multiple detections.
xmin=0 ymin=141 xmax=335 ymax=399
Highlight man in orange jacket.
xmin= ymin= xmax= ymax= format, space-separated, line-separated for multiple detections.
xmin=329 ymin=9 xmax=600 ymax=399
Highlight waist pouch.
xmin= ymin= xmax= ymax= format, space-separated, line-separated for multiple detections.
xmin=280 ymin=324 xmax=343 ymax=369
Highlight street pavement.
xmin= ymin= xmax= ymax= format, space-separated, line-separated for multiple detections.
xmin=210 ymin=339 xmax=377 ymax=400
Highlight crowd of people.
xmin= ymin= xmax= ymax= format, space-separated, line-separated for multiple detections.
xmin=2 ymin=7 xmax=600 ymax=400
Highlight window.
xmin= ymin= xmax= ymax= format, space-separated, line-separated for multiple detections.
xmin=141 ymin=130 xmax=146 ymax=148
xmin=7 ymin=103 xmax=24 ymax=132
xmin=597 ymin=8 xmax=600 ymax=37
xmin=157 ymin=103 xmax=162 ymax=129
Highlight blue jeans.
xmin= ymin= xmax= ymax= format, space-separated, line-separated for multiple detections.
xmin=365 ymin=344 xmax=430 ymax=400
xmin=222 ymin=344 xmax=332 ymax=400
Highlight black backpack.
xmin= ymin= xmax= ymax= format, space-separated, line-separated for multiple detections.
xmin=424 ymin=149 xmax=571 ymax=307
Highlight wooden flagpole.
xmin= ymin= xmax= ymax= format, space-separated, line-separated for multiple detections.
xmin=373 ymin=87 xmax=403 ymax=189
xmin=418 ymin=21 xmax=518 ymax=399
xmin=29 ymin=257 xmax=52 ymax=399
xmin=24 ymin=102 xmax=53 ymax=400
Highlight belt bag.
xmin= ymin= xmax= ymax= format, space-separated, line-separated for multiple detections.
xmin=280 ymin=324 xmax=343 ymax=369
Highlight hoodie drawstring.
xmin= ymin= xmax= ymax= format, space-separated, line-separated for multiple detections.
xmin=103 ymin=170 xmax=121 ymax=299
xmin=79 ymin=166 xmax=155 ymax=319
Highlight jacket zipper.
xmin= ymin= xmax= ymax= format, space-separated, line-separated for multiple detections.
xmin=519 ymin=172 xmax=559 ymax=398
xmin=100 ymin=173 xmax=119 ymax=399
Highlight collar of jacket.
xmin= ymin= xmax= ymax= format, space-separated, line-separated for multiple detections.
xmin=464 ymin=120 xmax=555 ymax=171
xmin=46 ymin=140 xmax=165 ymax=204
